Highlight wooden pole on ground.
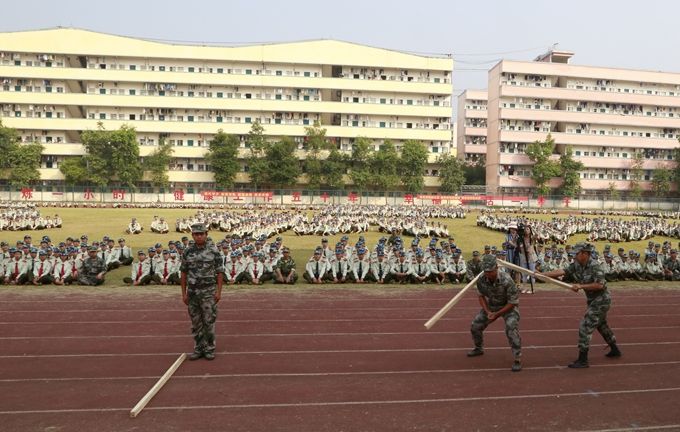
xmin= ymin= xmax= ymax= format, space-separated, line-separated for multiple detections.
xmin=498 ymin=260 xmax=573 ymax=290
xmin=130 ymin=353 xmax=186 ymax=418
xmin=424 ymin=272 xmax=483 ymax=330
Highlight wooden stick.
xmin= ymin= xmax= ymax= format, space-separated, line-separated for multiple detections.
xmin=498 ymin=260 xmax=573 ymax=289
xmin=130 ymin=353 xmax=186 ymax=418
xmin=424 ymin=272 xmax=483 ymax=330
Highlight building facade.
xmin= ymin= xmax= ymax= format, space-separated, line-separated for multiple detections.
xmin=455 ymin=89 xmax=487 ymax=165
xmin=483 ymin=51 xmax=679 ymax=195
xmin=0 ymin=28 xmax=453 ymax=190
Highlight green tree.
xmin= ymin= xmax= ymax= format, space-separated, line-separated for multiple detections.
xmin=370 ymin=140 xmax=400 ymax=190
xmin=651 ymin=167 xmax=673 ymax=197
xmin=143 ymin=137 xmax=174 ymax=188
xmin=348 ymin=137 xmax=373 ymax=191
xmin=206 ymin=130 xmax=240 ymax=189
xmin=59 ymin=157 xmax=89 ymax=185
xmin=0 ymin=121 xmax=43 ymax=185
xmin=463 ymin=156 xmax=486 ymax=185
xmin=674 ymin=147 xmax=680 ymax=191
xmin=266 ymin=137 xmax=300 ymax=188
xmin=608 ymin=182 xmax=620 ymax=201
xmin=525 ymin=134 xmax=560 ymax=196
xmin=303 ymin=122 xmax=329 ymax=190
xmin=558 ymin=146 xmax=585 ymax=198
xmin=629 ymin=151 xmax=645 ymax=200
xmin=245 ymin=121 xmax=270 ymax=190
xmin=400 ymin=139 xmax=428 ymax=193
xmin=438 ymin=153 xmax=467 ymax=193
xmin=80 ymin=123 xmax=142 ymax=188
xmin=323 ymin=148 xmax=347 ymax=189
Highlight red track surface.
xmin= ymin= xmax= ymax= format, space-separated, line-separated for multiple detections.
xmin=1 ymin=288 xmax=680 ymax=432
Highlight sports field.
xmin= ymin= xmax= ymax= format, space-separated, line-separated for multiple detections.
xmin=1 ymin=207 xmax=679 ymax=431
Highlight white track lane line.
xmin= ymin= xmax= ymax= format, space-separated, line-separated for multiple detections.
xmin=1 ymin=387 xmax=680 ymax=415
xmin=2 ymin=360 xmax=680 ymax=383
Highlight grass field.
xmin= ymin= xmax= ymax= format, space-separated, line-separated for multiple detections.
xmin=1 ymin=206 xmax=678 ymax=289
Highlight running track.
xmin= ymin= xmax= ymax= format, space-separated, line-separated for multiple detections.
xmin=1 ymin=288 xmax=680 ymax=432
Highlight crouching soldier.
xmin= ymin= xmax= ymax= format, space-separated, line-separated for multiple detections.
xmin=79 ymin=246 xmax=106 ymax=286
xmin=275 ymin=247 xmax=297 ymax=284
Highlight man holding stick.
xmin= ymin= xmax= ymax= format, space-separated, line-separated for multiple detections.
xmin=540 ymin=242 xmax=621 ymax=368
xmin=467 ymin=255 xmax=522 ymax=372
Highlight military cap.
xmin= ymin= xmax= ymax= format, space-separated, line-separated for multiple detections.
xmin=24 ymin=234 xmax=32 ymax=239
xmin=181 ymin=236 xmax=189 ymax=241
xmin=358 ymin=248 xmax=367 ymax=255
xmin=672 ymin=249 xmax=678 ymax=254
xmin=154 ymin=243 xmax=162 ymax=249
xmin=573 ymin=243 xmax=594 ymax=254
xmin=276 ymin=236 xmax=283 ymax=242
xmin=148 ymin=247 xmax=155 ymax=252
xmin=282 ymin=247 xmax=290 ymax=253
xmin=80 ymin=235 xmax=88 ymax=239
xmin=138 ymin=250 xmax=146 ymax=256
xmin=618 ymin=247 xmax=625 ymax=251
xmin=191 ymin=223 xmax=207 ymax=233
xmin=230 ymin=251 xmax=239 ymax=258
xmin=321 ymin=238 xmax=328 ymax=243
xmin=335 ymin=248 xmax=344 ymax=255
xmin=269 ymin=247 xmax=278 ymax=253
xmin=88 ymin=245 xmax=98 ymax=251
xmin=481 ymin=255 xmax=498 ymax=271
xmin=38 ymin=250 xmax=46 ymax=256
xmin=313 ymin=249 xmax=322 ymax=255
xmin=0 ymin=241 xmax=6 ymax=247
xmin=484 ymin=245 xmax=491 ymax=250
xmin=9 ymin=247 xmax=17 ymax=254
xmin=29 ymin=247 xmax=37 ymax=253
xmin=472 ymin=251 xmax=480 ymax=256
xmin=162 ymin=250 xmax=170 ymax=254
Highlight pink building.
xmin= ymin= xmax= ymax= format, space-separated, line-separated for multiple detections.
xmin=455 ymin=89 xmax=487 ymax=165
xmin=483 ymin=50 xmax=678 ymax=195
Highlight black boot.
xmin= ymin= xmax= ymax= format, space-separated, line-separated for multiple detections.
xmin=605 ymin=343 xmax=622 ymax=358
xmin=467 ymin=347 xmax=484 ymax=357
xmin=568 ymin=350 xmax=589 ymax=368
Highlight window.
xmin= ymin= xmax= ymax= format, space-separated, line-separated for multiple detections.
xmin=406 ymin=100 xmax=413 ymax=105
xmin=217 ymin=92 xmax=223 ymax=98
xmin=352 ymin=121 xmax=359 ymax=127
xmin=14 ymin=111 xmax=21 ymax=117
xmin=188 ymin=116 xmax=194 ymax=122
xmin=46 ymin=112 xmax=52 ymax=118
xmin=380 ymin=98 xmax=386 ymax=104
xmin=129 ymin=65 xmax=136 ymax=71
xmin=99 ymin=88 xmax=106 ymax=95
xmin=159 ymin=66 xmax=166 ymax=71
xmin=353 ymin=97 xmax=359 ymax=103
xmin=99 ymin=113 xmax=106 ymax=120
xmin=276 ymin=70 xmax=282 ymax=76
xmin=158 ymin=90 xmax=165 ymax=96
xmin=275 ymin=94 xmax=282 ymax=100
xmin=46 ymin=86 xmax=52 ymax=93
xmin=188 ymin=67 xmax=194 ymax=72
xmin=216 ymin=116 xmax=223 ymax=122
xmin=246 ymin=69 xmax=252 ymax=75
xmin=245 ymin=117 xmax=252 ymax=123
xmin=379 ymin=121 xmax=386 ymax=128
xmin=129 ymin=89 xmax=136 ymax=95
xmin=304 ymin=71 xmax=310 ymax=77
xmin=217 ymin=68 xmax=223 ymax=73
xmin=129 ymin=114 xmax=135 ymax=120
xmin=188 ymin=91 xmax=194 ymax=97
xmin=187 ymin=140 xmax=194 ymax=146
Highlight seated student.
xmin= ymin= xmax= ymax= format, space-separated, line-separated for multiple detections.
xmin=153 ymin=250 xmax=179 ymax=285
xmin=53 ymin=250 xmax=77 ymax=285
xmin=18 ymin=248 xmax=38 ymax=285
xmin=349 ymin=248 xmax=370 ymax=283
xmin=430 ymin=252 xmax=450 ymax=285
xmin=261 ymin=248 xmax=279 ymax=283
xmin=466 ymin=251 xmax=483 ymax=280
xmin=390 ymin=251 xmax=412 ymax=284
xmin=369 ymin=249 xmax=391 ymax=284
xmin=112 ymin=238 xmax=133 ymax=266
xmin=449 ymin=253 xmax=467 ymax=284
xmin=411 ymin=250 xmax=431 ymax=284
xmin=224 ymin=251 xmax=246 ymax=285
xmin=123 ymin=251 xmax=152 ymax=286
xmin=244 ymin=252 xmax=265 ymax=285
xmin=663 ymin=249 xmax=680 ymax=281
xmin=304 ymin=248 xmax=328 ymax=284
xmin=275 ymin=247 xmax=297 ymax=284
xmin=32 ymin=250 xmax=54 ymax=285
xmin=126 ymin=218 xmax=143 ymax=235
xmin=327 ymin=248 xmax=350 ymax=284
xmin=3 ymin=248 xmax=28 ymax=285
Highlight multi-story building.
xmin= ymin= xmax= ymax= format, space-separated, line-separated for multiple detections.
xmin=486 ymin=50 xmax=679 ymax=195
xmin=456 ymin=89 xmax=487 ymax=165
xmin=0 ymin=28 xmax=453 ymax=190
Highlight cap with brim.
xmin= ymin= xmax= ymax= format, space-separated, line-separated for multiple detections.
xmin=481 ymin=255 xmax=497 ymax=271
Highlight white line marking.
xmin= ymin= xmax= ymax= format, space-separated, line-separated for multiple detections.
xmin=2 ymin=360 xmax=679 ymax=383
xmin=1 ymin=325 xmax=678 ymax=340
xmin=1 ymin=341 xmax=678 ymax=359
xmin=578 ymin=425 xmax=680 ymax=432
xmin=1 ymin=386 xmax=679 ymax=415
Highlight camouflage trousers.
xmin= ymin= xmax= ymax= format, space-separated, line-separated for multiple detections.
xmin=187 ymin=286 xmax=218 ymax=354
xmin=471 ymin=307 xmax=521 ymax=359
xmin=578 ymin=291 xmax=616 ymax=351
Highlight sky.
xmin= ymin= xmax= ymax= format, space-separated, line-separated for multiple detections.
xmin=2 ymin=0 xmax=678 ymax=102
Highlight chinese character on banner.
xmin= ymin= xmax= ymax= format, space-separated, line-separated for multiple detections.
xmin=173 ymin=189 xmax=184 ymax=201
xmin=320 ymin=192 xmax=329 ymax=202
xmin=232 ymin=194 xmax=242 ymax=201
xmin=266 ymin=193 xmax=272 ymax=202
xmin=112 ymin=189 xmax=125 ymax=200
xmin=537 ymin=196 xmax=546 ymax=207
xmin=431 ymin=198 xmax=442 ymax=205
xmin=83 ymin=188 xmax=95 ymax=200
xmin=202 ymin=193 xmax=214 ymax=201
xmin=292 ymin=192 xmax=301 ymax=202
xmin=486 ymin=199 xmax=494 ymax=207
xmin=348 ymin=192 xmax=358 ymax=203
xmin=404 ymin=194 xmax=414 ymax=204
xmin=563 ymin=197 xmax=571 ymax=207
xmin=20 ymin=188 xmax=33 ymax=199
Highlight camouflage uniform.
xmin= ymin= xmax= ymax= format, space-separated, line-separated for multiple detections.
xmin=78 ymin=249 xmax=106 ymax=286
xmin=275 ymin=253 xmax=298 ymax=284
xmin=563 ymin=256 xmax=617 ymax=352
xmin=466 ymin=253 xmax=483 ymax=280
xmin=470 ymin=257 xmax=521 ymax=361
xmin=181 ymin=234 xmax=224 ymax=356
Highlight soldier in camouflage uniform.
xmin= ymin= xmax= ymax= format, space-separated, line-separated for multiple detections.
xmin=275 ymin=247 xmax=298 ymax=284
xmin=540 ymin=242 xmax=620 ymax=369
xmin=662 ymin=249 xmax=680 ymax=281
xmin=181 ymin=223 xmax=224 ymax=361
xmin=78 ymin=245 xmax=106 ymax=286
xmin=466 ymin=251 xmax=483 ymax=281
xmin=467 ymin=254 xmax=522 ymax=372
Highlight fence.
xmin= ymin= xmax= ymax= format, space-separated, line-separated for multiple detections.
xmin=2 ymin=186 xmax=680 ymax=211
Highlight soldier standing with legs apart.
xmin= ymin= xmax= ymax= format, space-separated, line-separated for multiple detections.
xmin=181 ymin=223 xmax=224 ymax=361
xmin=540 ymin=242 xmax=621 ymax=368
xmin=467 ymin=255 xmax=522 ymax=372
